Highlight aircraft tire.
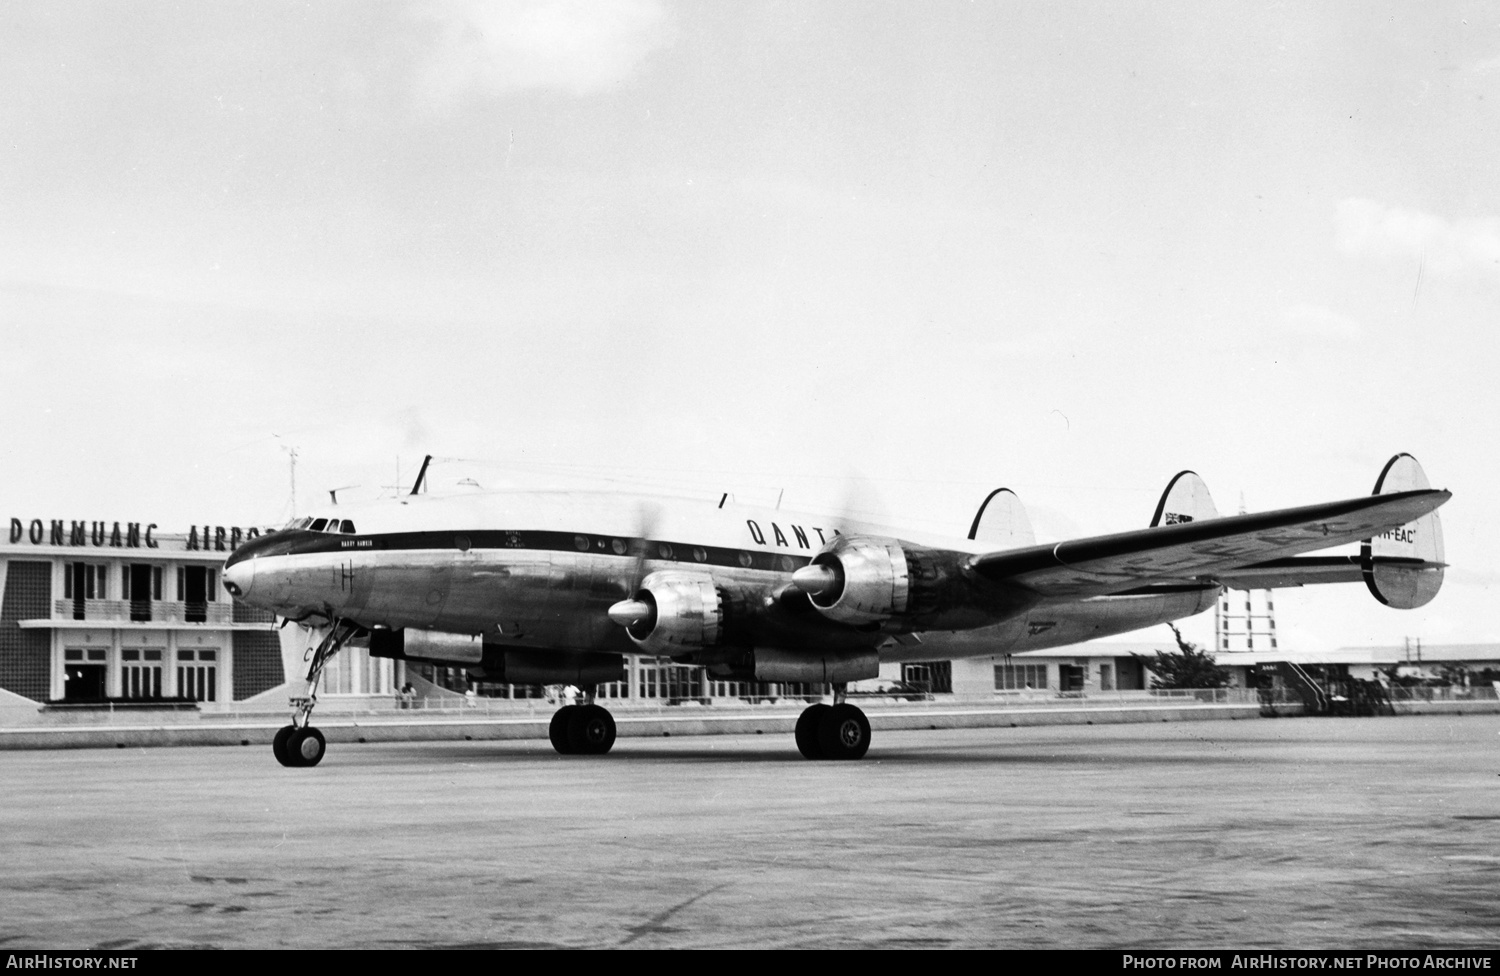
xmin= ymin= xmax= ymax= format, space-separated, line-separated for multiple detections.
xmin=273 ymin=725 xmax=297 ymax=767
xmin=287 ymin=727 xmax=326 ymax=767
xmin=816 ymin=703 xmax=871 ymax=761
xmin=549 ymin=705 xmax=578 ymax=755
xmin=567 ymin=704 xmax=616 ymax=755
xmin=795 ymin=704 xmax=830 ymax=760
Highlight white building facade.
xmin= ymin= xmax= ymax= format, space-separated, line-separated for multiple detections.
xmin=0 ymin=515 xmax=282 ymax=706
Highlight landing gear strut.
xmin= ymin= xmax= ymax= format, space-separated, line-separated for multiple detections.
xmin=795 ymin=683 xmax=871 ymax=760
xmin=548 ymin=689 xmax=617 ymax=756
xmin=274 ymin=618 xmax=357 ymax=768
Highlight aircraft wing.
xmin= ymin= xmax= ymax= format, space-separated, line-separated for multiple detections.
xmin=967 ymin=488 xmax=1449 ymax=600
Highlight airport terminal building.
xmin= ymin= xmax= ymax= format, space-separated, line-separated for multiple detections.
xmin=0 ymin=514 xmax=282 ymax=706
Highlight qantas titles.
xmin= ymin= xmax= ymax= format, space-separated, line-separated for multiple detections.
xmin=744 ymin=520 xmax=838 ymax=549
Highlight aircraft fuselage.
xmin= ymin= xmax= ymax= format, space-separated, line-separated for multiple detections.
xmin=223 ymin=489 xmax=1216 ymax=662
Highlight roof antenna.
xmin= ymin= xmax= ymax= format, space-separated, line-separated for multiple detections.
xmin=278 ymin=442 xmax=299 ymax=518
xmin=410 ymin=455 xmax=433 ymax=496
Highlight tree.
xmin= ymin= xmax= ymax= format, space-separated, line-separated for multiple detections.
xmin=1132 ymin=624 xmax=1232 ymax=689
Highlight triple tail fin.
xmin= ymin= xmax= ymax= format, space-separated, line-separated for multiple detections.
xmin=1150 ymin=471 xmax=1219 ymax=527
xmin=968 ymin=488 xmax=1036 ymax=549
xmin=1363 ymin=453 xmax=1445 ymax=608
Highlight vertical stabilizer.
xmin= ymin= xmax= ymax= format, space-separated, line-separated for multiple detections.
xmin=1150 ymin=471 xmax=1219 ymax=527
xmin=1363 ymin=454 xmax=1445 ymax=608
xmin=968 ymin=488 xmax=1036 ymax=549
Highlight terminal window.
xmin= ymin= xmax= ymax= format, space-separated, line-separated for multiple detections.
xmin=176 ymin=566 xmax=217 ymax=622
xmin=122 ymin=565 xmax=164 ymax=622
xmin=64 ymin=563 xmax=108 ymax=620
xmin=995 ymin=663 xmax=1048 ymax=691
xmin=903 ymin=661 xmax=952 ymax=694
xmin=63 ymin=563 xmax=108 ymax=600
xmin=121 ymin=648 xmax=163 ymax=698
xmin=177 ymin=649 xmax=217 ymax=702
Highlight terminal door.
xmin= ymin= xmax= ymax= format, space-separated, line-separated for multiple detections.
xmin=181 ymin=566 xmax=209 ymax=623
xmin=62 ymin=648 xmax=106 ymax=701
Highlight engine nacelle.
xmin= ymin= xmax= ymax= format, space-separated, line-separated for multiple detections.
xmin=617 ymin=571 xmax=724 ymax=655
xmin=793 ymin=534 xmax=1035 ymax=632
xmin=801 ymin=533 xmax=959 ymax=627
xmin=802 ymin=536 xmax=909 ymax=626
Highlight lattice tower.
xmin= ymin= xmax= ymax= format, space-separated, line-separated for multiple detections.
xmin=1214 ymin=493 xmax=1279 ymax=653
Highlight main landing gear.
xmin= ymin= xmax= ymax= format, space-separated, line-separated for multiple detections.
xmin=795 ymin=683 xmax=872 ymax=761
xmin=548 ymin=692 xmax=617 ymax=756
xmin=274 ymin=618 xmax=357 ymax=768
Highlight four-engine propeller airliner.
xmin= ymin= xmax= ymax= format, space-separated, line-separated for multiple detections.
xmin=222 ymin=453 xmax=1449 ymax=767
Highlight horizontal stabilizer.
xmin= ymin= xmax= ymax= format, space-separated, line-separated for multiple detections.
xmin=967 ymin=487 xmax=1450 ymax=600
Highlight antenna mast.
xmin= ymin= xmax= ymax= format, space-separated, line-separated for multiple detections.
xmin=280 ymin=444 xmax=300 ymax=518
xmin=410 ymin=455 xmax=433 ymax=496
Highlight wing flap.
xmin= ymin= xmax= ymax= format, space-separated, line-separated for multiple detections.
xmin=968 ymin=488 xmax=1449 ymax=599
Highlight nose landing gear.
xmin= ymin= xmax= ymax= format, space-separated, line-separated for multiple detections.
xmin=273 ymin=618 xmax=357 ymax=768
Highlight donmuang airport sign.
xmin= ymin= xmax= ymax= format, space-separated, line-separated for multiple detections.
xmin=8 ymin=518 xmax=268 ymax=552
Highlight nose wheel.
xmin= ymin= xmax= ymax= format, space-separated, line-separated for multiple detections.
xmin=273 ymin=724 xmax=327 ymax=767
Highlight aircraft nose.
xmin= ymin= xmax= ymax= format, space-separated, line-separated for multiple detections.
xmin=222 ymin=556 xmax=254 ymax=600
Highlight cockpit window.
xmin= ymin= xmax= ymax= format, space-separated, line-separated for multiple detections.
xmin=310 ymin=518 xmax=328 ymax=531
xmin=339 ymin=520 xmax=356 ymax=534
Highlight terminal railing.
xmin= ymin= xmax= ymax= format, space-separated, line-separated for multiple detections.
xmin=1384 ymin=684 xmax=1500 ymax=702
xmin=51 ymin=599 xmax=234 ymax=625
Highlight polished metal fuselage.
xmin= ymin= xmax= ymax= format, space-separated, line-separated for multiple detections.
xmin=223 ymin=489 xmax=1218 ymax=662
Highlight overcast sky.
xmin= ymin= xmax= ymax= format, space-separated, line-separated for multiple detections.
xmin=2 ymin=1 xmax=1496 ymax=653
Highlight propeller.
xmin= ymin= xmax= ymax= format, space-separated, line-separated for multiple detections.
xmin=787 ymin=468 xmax=882 ymax=600
xmin=606 ymin=501 xmax=662 ymax=630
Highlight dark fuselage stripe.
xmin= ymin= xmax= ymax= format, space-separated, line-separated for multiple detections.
xmin=246 ymin=528 xmax=817 ymax=574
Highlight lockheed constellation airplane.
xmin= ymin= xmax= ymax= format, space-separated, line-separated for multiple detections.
xmin=222 ymin=453 xmax=1448 ymax=767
